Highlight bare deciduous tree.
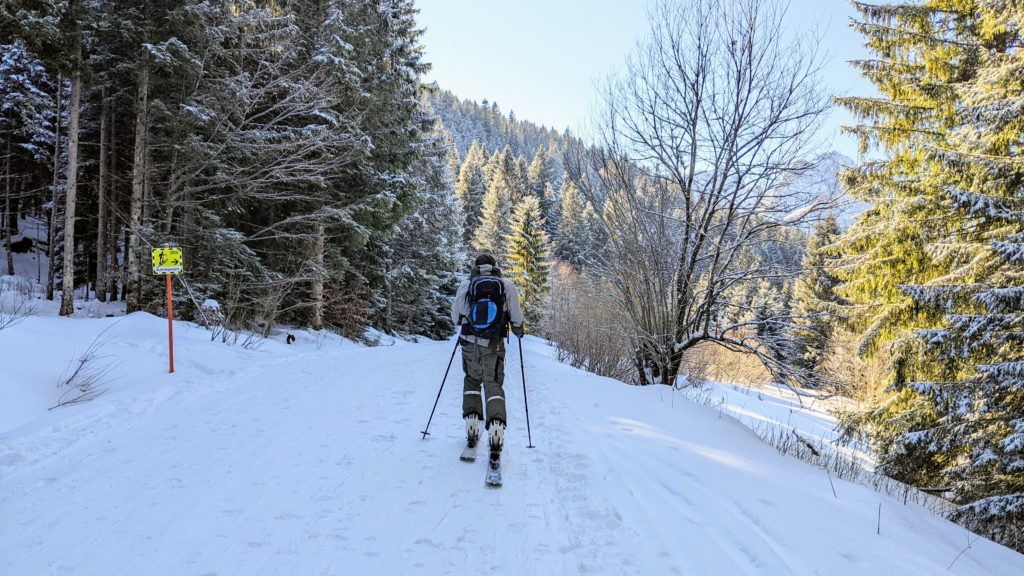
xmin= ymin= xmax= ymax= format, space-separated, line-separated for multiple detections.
xmin=544 ymin=262 xmax=635 ymax=382
xmin=565 ymin=0 xmax=834 ymax=386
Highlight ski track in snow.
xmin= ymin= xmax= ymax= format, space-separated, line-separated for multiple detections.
xmin=2 ymin=336 xmax=1022 ymax=575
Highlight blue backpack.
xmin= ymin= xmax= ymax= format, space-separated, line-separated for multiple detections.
xmin=463 ymin=275 xmax=507 ymax=341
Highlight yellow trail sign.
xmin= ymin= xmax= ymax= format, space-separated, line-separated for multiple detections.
xmin=152 ymin=247 xmax=184 ymax=274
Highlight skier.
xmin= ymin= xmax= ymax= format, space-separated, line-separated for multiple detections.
xmin=451 ymin=253 xmax=524 ymax=476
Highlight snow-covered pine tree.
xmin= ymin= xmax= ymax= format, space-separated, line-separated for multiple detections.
xmin=527 ymin=146 xmax=551 ymax=199
xmin=81 ymin=0 xmax=140 ymax=303
xmin=427 ymin=88 xmax=569 ymax=177
xmin=833 ymin=0 xmax=980 ymax=486
xmin=791 ymin=215 xmax=843 ymax=373
xmin=291 ymin=0 xmax=381 ymax=330
xmin=382 ymin=101 xmax=464 ymax=339
xmin=444 ymin=130 xmax=460 ymax=186
xmin=331 ymin=0 xmax=432 ymax=330
xmin=4 ymin=0 xmax=87 ymax=313
xmin=512 ymin=154 xmax=530 ymax=205
xmin=320 ymin=0 xmax=431 ymax=335
xmin=555 ymin=179 xmax=585 ymax=267
xmin=505 ymin=195 xmax=550 ymax=328
xmin=896 ymin=1 xmax=1024 ymax=549
xmin=473 ymin=147 xmax=515 ymax=260
xmin=0 ymin=40 xmax=53 ymax=275
xmin=0 ymin=41 xmax=53 ymax=166
xmin=120 ymin=2 xmax=358 ymax=323
xmin=753 ymin=279 xmax=798 ymax=371
xmin=455 ymin=140 xmax=487 ymax=242
xmin=481 ymin=143 xmax=503 ymax=188
xmin=133 ymin=2 xmax=288 ymax=318
xmin=527 ymin=145 xmax=559 ymax=235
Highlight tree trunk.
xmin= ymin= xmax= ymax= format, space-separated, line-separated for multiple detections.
xmin=127 ymin=53 xmax=149 ymax=313
xmin=59 ymin=14 xmax=82 ymax=317
xmin=46 ymin=73 xmax=62 ymax=300
xmin=5 ymin=138 xmax=14 ymax=276
xmin=108 ymin=112 xmax=120 ymax=300
xmin=120 ymin=220 xmax=129 ymax=301
xmin=311 ymin=221 xmax=325 ymax=331
xmin=96 ymin=93 xmax=108 ymax=302
xmin=35 ymin=181 xmax=43 ymax=285
xmin=9 ymin=186 xmax=17 ymax=235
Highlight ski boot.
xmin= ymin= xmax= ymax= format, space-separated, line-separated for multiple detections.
xmin=460 ymin=414 xmax=482 ymax=462
xmin=466 ymin=414 xmax=482 ymax=448
xmin=485 ymin=420 xmax=505 ymax=486
xmin=487 ymin=420 xmax=505 ymax=476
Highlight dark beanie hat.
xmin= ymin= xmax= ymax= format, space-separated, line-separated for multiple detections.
xmin=474 ymin=253 xmax=496 ymax=267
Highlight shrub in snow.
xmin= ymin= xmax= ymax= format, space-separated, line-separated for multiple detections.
xmin=0 ymin=276 xmax=36 ymax=331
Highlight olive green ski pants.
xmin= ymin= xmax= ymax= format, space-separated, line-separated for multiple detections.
xmin=461 ymin=340 xmax=507 ymax=426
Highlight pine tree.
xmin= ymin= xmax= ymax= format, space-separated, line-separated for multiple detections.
xmin=444 ymin=130 xmax=460 ymax=185
xmin=505 ymin=195 xmax=550 ymax=327
xmin=541 ymin=181 xmax=558 ymax=237
xmin=455 ymin=140 xmax=487 ymax=240
xmin=833 ymin=0 xmax=981 ymax=486
xmin=512 ymin=153 xmax=530 ymax=205
xmin=835 ymin=2 xmax=1024 ymax=549
xmin=528 ymin=145 xmax=558 ymax=235
xmin=383 ymin=106 xmax=464 ymax=339
xmin=555 ymin=180 xmax=585 ymax=266
xmin=895 ymin=1 xmax=1024 ymax=547
xmin=139 ymin=2 xmax=331 ymax=318
xmin=0 ymin=41 xmax=52 ymax=165
xmin=0 ymin=0 xmax=438 ymax=337
xmin=753 ymin=279 xmax=798 ymax=370
xmin=0 ymin=40 xmax=53 ymax=277
xmin=471 ymin=167 xmax=511 ymax=261
xmin=473 ymin=146 xmax=517 ymax=259
xmin=321 ymin=0 xmax=431 ymax=333
xmin=527 ymin=145 xmax=551 ymax=199
xmin=791 ymin=215 xmax=843 ymax=373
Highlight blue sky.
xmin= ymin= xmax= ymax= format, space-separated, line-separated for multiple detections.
xmin=417 ymin=0 xmax=874 ymax=160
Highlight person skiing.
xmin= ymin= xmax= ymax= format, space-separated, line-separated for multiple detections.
xmin=451 ymin=253 xmax=525 ymax=472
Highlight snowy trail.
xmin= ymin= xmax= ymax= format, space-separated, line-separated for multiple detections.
xmin=2 ymin=340 xmax=596 ymax=575
xmin=2 ymin=335 xmax=1022 ymax=575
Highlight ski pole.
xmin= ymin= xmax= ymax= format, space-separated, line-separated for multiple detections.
xmin=421 ymin=338 xmax=461 ymax=439
xmin=519 ymin=336 xmax=535 ymax=448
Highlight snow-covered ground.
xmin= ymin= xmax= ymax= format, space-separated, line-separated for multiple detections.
xmin=690 ymin=379 xmax=876 ymax=468
xmin=1 ymin=287 xmax=1023 ymax=574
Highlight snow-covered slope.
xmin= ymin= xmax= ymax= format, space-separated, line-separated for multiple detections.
xmin=1 ymin=315 xmax=1022 ymax=575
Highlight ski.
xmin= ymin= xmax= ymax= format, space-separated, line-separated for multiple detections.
xmin=460 ymin=444 xmax=477 ymax=462
xmin=485 ymin=453 xmax=503 ymax=487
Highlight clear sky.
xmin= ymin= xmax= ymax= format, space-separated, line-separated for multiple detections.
xmin=416 ymin=0 xmax=874 ymax=160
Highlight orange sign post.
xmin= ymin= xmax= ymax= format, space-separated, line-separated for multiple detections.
xmin=152 ymin=244 xmax=184 ymax=374
xmin=166 ymin=266 xmax=174 ymax=373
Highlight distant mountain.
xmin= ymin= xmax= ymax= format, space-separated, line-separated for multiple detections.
xmin=783 ymin=152 xmax=865 ymax=229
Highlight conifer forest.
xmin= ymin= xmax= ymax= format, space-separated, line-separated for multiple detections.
xmin=1 ymin=0 xmax=1022 ymax=552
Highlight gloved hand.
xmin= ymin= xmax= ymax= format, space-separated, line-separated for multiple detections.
xmin=511 ymin=324 xmax=524 ymax=338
